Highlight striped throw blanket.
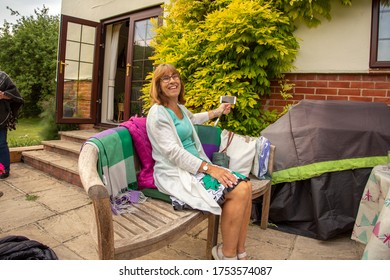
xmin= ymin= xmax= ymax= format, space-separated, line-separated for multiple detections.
xmin=86 ymin=127 xmax=145 ymax=214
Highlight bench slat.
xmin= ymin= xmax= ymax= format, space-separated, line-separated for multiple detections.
xmin=131 ymin=203 xmax=176 ymax=224
xmin=250 ymin=177 xmax=270 ymax=199
xmin=112 ymin=221 xmax=137 ymax=238
xmin=113 ymin=214 xmax=151 ymax=236
xmin=114 ymin=211 xmax=207 ymax=259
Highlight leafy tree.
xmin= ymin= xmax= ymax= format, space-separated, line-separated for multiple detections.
xmin=143 ymin=0 xmax=298 ymax=136
xmin=0 ymin=6 xmax=59 ymax=117
xmin=273 ymin=0 xmax=352 ymax=27
xmin=142 ymin=0 xmax=354 ymax=136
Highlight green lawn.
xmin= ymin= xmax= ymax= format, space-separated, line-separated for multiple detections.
xmin=8 ymin=118 xmax=44 ymax=147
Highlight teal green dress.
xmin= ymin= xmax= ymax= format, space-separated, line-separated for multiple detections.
xmin=166 ymin=107 xmax=248 ymax=207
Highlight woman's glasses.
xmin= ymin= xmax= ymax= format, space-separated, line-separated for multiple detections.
xmin=160 ymin=73 xmax=180 ymax=83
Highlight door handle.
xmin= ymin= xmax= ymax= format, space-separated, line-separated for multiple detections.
xmin=59 ymin=61 xmax=68 ymax=74
xmin=126 ymin=63 xmax=132 ymax=77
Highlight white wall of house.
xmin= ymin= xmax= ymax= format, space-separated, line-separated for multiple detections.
xmin=62 ymin=0 xmax=372 ymax=74
xmin=61 ymin=0 xmax=165 ymax=22
xmin=293 ymin=0 xmax=371 ymax=73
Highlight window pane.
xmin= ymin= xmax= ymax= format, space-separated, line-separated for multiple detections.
xmin=79 ymin=62 xmax=93 ymax=81
xmin=145 ymin=40 xmax=154 ymax=58
xmin=377 ymin=4 xmax=390 ymax=62
xmin=80 ymin=43 xmax=95 ymax=63
xmin=65 ymin=41 xmax=81 ymax=60
xmin=67 ymin=23 xmax=81 ymax=41
xmin=131 ymin=17 xmax=157 ymax=105
xmin=64 ymin=60 xmax=79 ymax=80
xmin=144 ymin=60 xmax=153 ymax=79
xmin=81 ymin=25 xmax=96 ymax=44
xmin=133 ymin=43 xmax=144 ymax=60
xmin=378 ymin=41 xmax=390 ymax=61
xmin=131 ymin=82 xmax=143 ymax=116
xmin=134 ymin=20 xmax=147 ymax=42
xmin=132 ymin=60 xmax=143 ymax=81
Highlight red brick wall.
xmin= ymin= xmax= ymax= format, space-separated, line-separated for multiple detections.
xmin=63 ymin=80 xmax=92 ymax=118
xmin=264 ymin=73 xmax=390 ymax=112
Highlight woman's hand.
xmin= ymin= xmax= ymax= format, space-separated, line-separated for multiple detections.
xmin=0 ymin=91 xmax=10 ymax=100
xmin=216 ymin=103 xmax=232 ymax=116
xmin=207 ymin=164 xmax=237 ymax=188
xmin=209 ymin=103 xmax=232 ymax=119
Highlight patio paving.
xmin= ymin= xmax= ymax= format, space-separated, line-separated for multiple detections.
xmin=0 ymin=162 xmax=365 ymax=260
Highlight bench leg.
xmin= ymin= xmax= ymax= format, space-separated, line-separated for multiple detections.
xmin=260 ymin=185 xmax=271 ymax=230
xmin=206 ymin=214 xmax=219 ymax=259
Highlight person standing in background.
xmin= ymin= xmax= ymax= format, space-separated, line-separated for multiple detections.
xmin=0 ymin=71 xmax=24 ymax=185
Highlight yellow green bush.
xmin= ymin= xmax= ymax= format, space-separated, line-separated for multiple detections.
xmin=142 ymin=0 xmax=353 ymax=136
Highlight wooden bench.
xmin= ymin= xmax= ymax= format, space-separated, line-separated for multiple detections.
xmin=78 ymin=136 xmax=275 ymax=260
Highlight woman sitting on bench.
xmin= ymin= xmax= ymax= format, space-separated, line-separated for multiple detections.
xmin=146 ymin=64 xmax=252 ymax=260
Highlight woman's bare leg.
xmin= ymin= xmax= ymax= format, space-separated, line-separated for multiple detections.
xmin=220 ymin=181 xmax=251 ymax=258
xmin=237 ymin=182 xmax=252 ymax=259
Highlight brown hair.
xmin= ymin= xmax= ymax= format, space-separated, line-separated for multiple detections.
xmin=150 ymin=64 xmax=186 ymax=106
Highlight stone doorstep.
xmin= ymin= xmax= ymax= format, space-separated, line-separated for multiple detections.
xmin=9 ymin=145 xmax=44 ymax=163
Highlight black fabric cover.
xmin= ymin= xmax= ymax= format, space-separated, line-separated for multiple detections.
xmin=0 ymin=235 xmax=58 ymax=260
xmin=257 ymin=100 xmax=390 ymax=240
xmin=268 ymin=168 xmax=372 ymax=240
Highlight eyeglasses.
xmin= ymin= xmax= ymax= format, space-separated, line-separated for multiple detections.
xmin=160 ymin=73 xmax=180 ymax=83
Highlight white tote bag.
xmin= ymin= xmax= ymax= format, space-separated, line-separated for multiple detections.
xmin=218 ymin=129 xmax=257 ymax=177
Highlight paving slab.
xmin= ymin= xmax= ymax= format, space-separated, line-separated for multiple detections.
xmin=51 ymin=244 xmax=85 ymax=260
xmin=0 ymin=223 xmax=61 ymax=248
xmin=0 ymin=181 xmax=25 ymax=199
xmin=34 ymin=184 xmax=91 ymax=213
xmin=245 ymin=227 xmax=296 ymax=260
xmin=38 ymin=205 xmax=92 ymax=243
xmin=290 ymin=233 xmax=366 ymax=260
xmin=169 ymin=233 xmax=211 ymax=260
xmin=8 ymin=177 xmax=62 ymax=194
xmin=6 ymin=163 xmax=50 ymax=181
xmin=0 ymin=195 xmax=55 ymax=232
xmin=0 ymin=162 xmax=366 ymax=260
xmin=60 ymin=233 xmax=99 ymax=260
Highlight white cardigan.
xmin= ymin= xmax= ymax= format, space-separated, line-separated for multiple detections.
xmin=146 ymin=104 xmax=222 ymax=215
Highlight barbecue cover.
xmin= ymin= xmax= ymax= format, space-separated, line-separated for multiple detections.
xmin=260 ymin=100 xmax=390 ymax=240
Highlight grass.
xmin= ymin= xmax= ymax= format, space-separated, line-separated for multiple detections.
xmin=25 ymin=194 xmax=39 ymax=201
xmin=8 ymin=117 xmax=44 ymax=148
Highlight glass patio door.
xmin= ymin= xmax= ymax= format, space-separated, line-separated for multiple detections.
xmin=56 ymin=15 xmax=100 ymax=124
xmin=100 ymin=7 xmax=161 ymax=124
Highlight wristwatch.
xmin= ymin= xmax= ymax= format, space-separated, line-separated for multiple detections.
xmin=202 ymin=162 xmax=209 ymax=173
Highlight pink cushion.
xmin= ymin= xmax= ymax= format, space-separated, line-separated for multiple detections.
xmin=120 ymin=116 xmax=156 ymax=189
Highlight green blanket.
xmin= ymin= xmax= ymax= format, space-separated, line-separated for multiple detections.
xmin=86 ymin=127 xmax=138 ymax=197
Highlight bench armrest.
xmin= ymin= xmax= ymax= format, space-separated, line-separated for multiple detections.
xmin=78 ymin=143 xmax=115 ymax=259
xmin=78 ymin=143 xmax=106 ymax=197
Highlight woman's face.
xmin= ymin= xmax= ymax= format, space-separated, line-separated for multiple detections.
xmin=159 ymin=72 xmax=181 ymax=100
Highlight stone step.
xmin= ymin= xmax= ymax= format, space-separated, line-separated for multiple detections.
xmin=22 ymin=149 xmax=82 ymax=188
xmin=41 ymin=140 xmax=83 ymax=160
xmin=10 ymin=145 xmax=44 ymax=163
xmin=59 ymin=129 xmax=99 ymax=144
xmin=20 ymin=129 xmax=101 ymax=188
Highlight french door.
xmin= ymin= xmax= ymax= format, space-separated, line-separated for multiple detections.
xmin=56 ymin=7 xmax=162 ymax=125
xmin=100 ymin=7 xmax=161 ymax=124
xmin=56 ymin=15 xmax=100 ymax=124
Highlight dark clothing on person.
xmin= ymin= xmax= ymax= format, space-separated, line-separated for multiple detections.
xmin=0 ymin=71 xmax=24 ymax=175
xmin=0 ymin=71 xmax=24 ymax=130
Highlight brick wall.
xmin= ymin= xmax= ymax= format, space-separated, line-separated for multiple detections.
xmin=63 ymin=80 xmax=92 ymax=118
xmin=264 ymin=73 xmax=390 ymax=112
